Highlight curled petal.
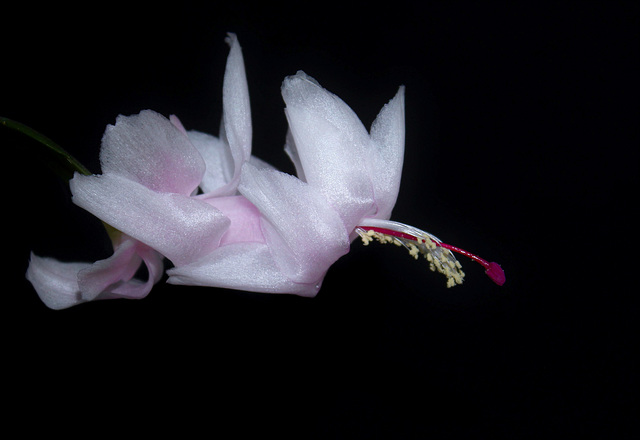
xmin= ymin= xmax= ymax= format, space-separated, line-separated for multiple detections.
xmin=239 ymin=163 xmax=350 ymax=284
xmin=70 ymin=173 xmax=230 ymax=266
xmin=100 ymin=110 xmax=205 ymax=195
xmin=78 ymin=237 xmax=164 ymax=300
xmin=107 ymin=243 xmax=164 ymax=298
xmin=26 ymin=254 xmax=91 ymax=310
xmin=76 ymin=239 xmax=142 ymax=300
xmin=282 ymin=71 xmax=376 ymax=231
xmin=26 ymin=239 xmax=164 ymax=310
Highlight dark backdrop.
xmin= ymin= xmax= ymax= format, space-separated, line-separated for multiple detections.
xmin=2 ymin=1 xmax=636 ymax=437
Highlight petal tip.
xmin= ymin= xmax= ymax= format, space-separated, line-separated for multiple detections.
xmin=225 ymin=32 xmax=238 ymax=48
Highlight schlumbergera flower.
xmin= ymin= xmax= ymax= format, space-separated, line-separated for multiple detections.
xmin=25 ymin=33 xmax=504 ymax=309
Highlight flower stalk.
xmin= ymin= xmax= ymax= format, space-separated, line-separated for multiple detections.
xmin=1 ymin=116 xmax=91 ymax=178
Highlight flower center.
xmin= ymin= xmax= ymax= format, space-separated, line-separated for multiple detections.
xmin=356 ymin=219 xmax=505 ymax=287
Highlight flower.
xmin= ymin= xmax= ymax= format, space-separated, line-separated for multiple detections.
xmin=26 ymin=33 xmax=504 ymax=309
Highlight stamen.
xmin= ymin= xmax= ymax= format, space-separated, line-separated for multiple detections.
xmin=356 ymin=219 xmax=505 ymax=287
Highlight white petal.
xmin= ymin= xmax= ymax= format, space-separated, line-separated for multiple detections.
xmin=200 ymin=33 xmax=253 ymax=198
xmin=70 ymin=173 xmax=230 ymax=267
xmin=167 ymin=242 xmax=321 ymax=297
xmin=283 ymin=128 xmax=306 ymax=182
xmin=193 ymin=34 xmax=253 ymax=198
xmin=188 ymin=130 xmax=233 ymax=193
xmin=189 ymin=129 xmax=277 ymax=195
xmin=100 ymin=110 xmax=205 ymax=195
xmin=282 ymin=72 xmax=376 ymax=231
xmin=369 ymin=86 xmax=405 ymax=220
xmin=223 ymin=33 xmax=252 ymax=160
xmin=247 ymin=154 xmax=278 ymax=172
xmin=239 ymin=163 xmax=350 ymax=284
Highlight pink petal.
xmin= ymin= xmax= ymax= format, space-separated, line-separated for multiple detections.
xmin=70 ymin=173 xmax=230 ymax=267
xmin=203 ymin=195 xmax=264 ymax=246
xmin=282 ymin=71 xmax=376 ymax=232
xmin=100 ymin=110 xmax=205 ymax=195
xmin=169 ymin=164 xmax=351 ymax=296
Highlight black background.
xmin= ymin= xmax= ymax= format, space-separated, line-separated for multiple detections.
xmin=2 ymin=1 xmax=637 ymax=437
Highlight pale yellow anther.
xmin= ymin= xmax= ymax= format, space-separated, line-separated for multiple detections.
xmin=356 ymin=226 xmax=465 ymax=287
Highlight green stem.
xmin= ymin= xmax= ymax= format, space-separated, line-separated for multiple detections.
xmin=1 ymin=116 xmax=91 ymax=177
xmin=1 ymin=116 xmax=122 ymax=244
